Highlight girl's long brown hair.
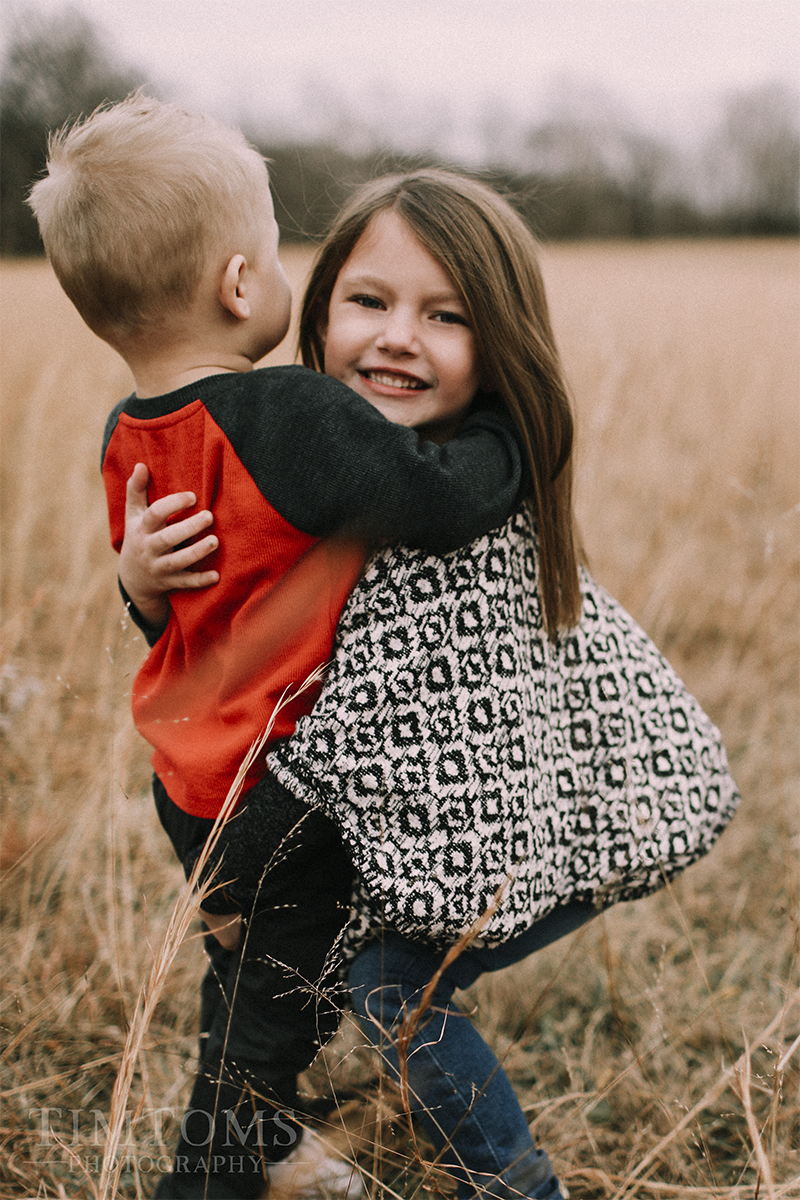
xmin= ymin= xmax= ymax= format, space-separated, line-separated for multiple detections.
xmin=298 ymin=169 xmax=581 ymax=637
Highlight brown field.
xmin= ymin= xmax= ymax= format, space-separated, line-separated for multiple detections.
xmin=1 ymin=240 xmax=798 ymax=1198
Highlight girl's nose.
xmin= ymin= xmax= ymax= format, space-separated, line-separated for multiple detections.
xmin=375 ymin=308 xmax=420 ymax=355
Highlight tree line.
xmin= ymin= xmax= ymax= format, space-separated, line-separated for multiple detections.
xmin=2 ymin=9 xmax=798 ymax=257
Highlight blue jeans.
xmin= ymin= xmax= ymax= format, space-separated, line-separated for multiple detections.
xmin=348 ymin=901 xmax=596 ymax=1200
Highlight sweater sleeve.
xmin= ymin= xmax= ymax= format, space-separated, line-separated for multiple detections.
xmin=118 ymin=580 xmax=167 ymax=647
xmin=210 ymin=368 xmax=527 ymax=553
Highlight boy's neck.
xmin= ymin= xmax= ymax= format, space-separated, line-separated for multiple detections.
xmin=127 ymin=350 xmax=257 ymax=400
xmin=115 ymin=253 xmax=283 ymax=398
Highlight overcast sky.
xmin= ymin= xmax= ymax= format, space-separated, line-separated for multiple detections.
xmin=4 ymin=0 xmax=798 ymax=157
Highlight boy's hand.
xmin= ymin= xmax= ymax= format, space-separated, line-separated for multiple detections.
xmin=119 ymin=463 xmax=220 ymax=628
xmin=199 ymin=908 xmax=243 ymax=952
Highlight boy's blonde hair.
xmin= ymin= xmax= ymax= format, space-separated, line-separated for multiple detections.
xmin=299 ymin=169 xmax=582 ymax=636
xmin=28 ymin=93 xmax=270 ymax=340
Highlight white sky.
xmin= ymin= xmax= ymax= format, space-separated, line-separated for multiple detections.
xmin=4 ymin=0 xmax=799 ymax=157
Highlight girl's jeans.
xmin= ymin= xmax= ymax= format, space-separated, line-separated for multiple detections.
xmin=348 ymin=901 xmax=596 ymax=1200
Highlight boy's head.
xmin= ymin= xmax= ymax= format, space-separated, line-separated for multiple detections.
xmin=28 ymin=93 xmax=279 ymax=347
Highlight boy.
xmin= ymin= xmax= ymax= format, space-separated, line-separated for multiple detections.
xmin=28 ymin=95 xmax=524 ymax=1199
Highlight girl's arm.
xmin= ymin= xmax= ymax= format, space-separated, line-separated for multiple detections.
xmin=119 ymin=463 xmax=220 ymax=634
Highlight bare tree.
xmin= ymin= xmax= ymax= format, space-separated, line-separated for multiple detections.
xmin=706 ymin=83 xmax=799 ymax=232
xmin=1 ymin=7 xmax=145 ymax=254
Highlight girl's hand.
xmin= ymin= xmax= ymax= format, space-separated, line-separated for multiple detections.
xmin=119 ymin=463 xmax=220 ymax=628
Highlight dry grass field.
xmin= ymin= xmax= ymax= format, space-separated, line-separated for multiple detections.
xmin=1 ymin=239 xmax=798 ymax=1199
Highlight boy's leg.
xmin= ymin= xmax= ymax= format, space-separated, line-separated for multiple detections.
xmin=158 ymin=928 xmax=304 ymax=1196
xmin=155 ymin=805 xmax=352 ymax=1198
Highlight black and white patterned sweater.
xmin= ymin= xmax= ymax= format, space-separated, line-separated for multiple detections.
xmin=206 ymin=507 xmax=740 ymax=954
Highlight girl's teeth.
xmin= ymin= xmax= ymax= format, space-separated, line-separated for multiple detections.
xmin=367 ymin=372 xmax=424 ymax=390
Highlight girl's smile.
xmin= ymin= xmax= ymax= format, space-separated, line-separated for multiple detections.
xmin=321 ymin=210 xmax=480 ymax=438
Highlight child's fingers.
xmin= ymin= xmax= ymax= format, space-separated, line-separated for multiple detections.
xmin=164 ymin=568 xmax=220 ymax=591
xmin=146 ymin=510 xmax=215 ymax=552
xmin=141 ymin=490 xmax=200 ymax=530
xmin=124 ymin=462 xmax=151 ymax=512
xmin=158 ymin=536 xmax=219 ymax=573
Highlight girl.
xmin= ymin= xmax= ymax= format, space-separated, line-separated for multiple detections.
xmin=125 ymin=171 xmax=738 ymax=1199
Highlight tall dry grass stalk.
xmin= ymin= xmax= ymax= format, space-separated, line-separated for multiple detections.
xmin=96 ymin=667 xmax=327 ymax=1199
xmin=1 ymin=241 xmax=798 ymax=1198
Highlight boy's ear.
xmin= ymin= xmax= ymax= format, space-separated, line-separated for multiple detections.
xmin=219 ymin=254 xmax=250 ymax=321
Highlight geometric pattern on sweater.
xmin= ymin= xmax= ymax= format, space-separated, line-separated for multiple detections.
xmin=269 ymin=507 xmax=740 ymax=952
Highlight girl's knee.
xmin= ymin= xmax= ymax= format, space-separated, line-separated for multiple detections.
xmin=349 ymin=958 xmax=404 ymax=1037
xmin=347 ymin=941 xmax=384 ymax=1022
xmin=348 ymin=939 xmax=440 ymax=1036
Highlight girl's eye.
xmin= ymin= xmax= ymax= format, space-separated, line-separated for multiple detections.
xmin=432 ymin=310 xmax=468 ymax=326
xmin=350 ymin=294 xmax=384 ymax=310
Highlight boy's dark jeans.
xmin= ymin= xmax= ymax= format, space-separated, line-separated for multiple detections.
xmin=152 ymin=776 xmax=352 ymax=1199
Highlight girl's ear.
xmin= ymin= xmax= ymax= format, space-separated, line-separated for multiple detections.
xmin=219 ymin=254 xmax=250 ymax=321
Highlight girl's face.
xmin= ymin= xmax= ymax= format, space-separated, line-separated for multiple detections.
xmin=321 ymin=210 xmax=480 ymax=438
